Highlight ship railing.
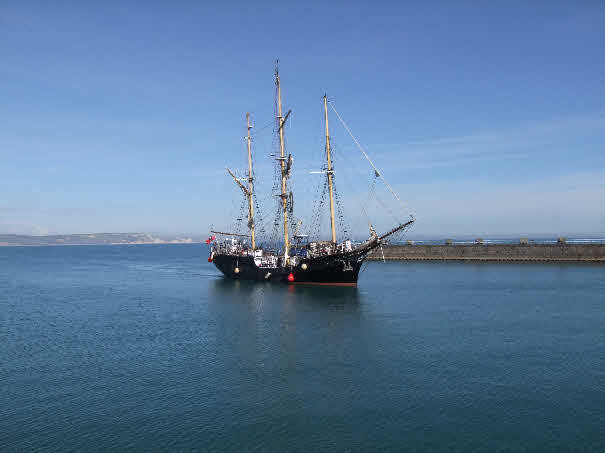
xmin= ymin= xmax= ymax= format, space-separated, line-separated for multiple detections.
xmin=306 ymin=239 xmax=356 ymax=258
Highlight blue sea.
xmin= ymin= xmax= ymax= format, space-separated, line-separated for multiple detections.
xmin=1 ymin=244 xmax=604 ymax=452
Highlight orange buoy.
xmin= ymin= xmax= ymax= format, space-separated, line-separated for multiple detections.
xmin=287 ymin=273 xmax=295 ymax=282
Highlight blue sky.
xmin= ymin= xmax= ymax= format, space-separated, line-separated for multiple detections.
xmin=1 ymin=1 xmax=604 ymax=238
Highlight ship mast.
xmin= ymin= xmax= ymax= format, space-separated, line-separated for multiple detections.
xmin=246 ymin=112 xmax=255 ymax=249
xmin=323 ymin=95 xmax=337 ymax=244
xmin=225 ymin=112 xmax=256 ymax=249
xmin=276 ymin=64 xmax=290 ymax=261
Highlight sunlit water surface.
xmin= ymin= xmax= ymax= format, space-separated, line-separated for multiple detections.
xmin=1 ymin=244 xmax=604 ymax=452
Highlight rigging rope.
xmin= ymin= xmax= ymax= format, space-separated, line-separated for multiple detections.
xmin=329 ymin=140 xmax=373 ymax=233
xmin=329 ymin=101 xmax=414 ymax=221
xmin=332 ymin=174 xmax=351 ymax=239
xmin=309 ymin=170 xmax=329 ymax=241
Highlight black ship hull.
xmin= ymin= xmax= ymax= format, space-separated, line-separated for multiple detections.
xmin=212 ymin=255 xmax=286 ymax=282
xmin=212 ymin=251 xmax=366 ymax=286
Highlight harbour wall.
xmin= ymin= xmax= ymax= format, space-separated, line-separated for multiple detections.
xmin=367 ymin=244 xmax=605 ymax=262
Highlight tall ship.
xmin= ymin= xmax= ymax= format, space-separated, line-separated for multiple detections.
xmin=208 ymin=64 xmax=414 ymax=286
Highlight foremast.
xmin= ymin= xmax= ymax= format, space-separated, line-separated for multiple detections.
xmin=225 ymin=112 xmax=256 ymax=249
xmin=323 ymin=95 xmax=337 ymax=244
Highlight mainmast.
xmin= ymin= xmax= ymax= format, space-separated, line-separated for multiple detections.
xmin=276 ymin=64 xmax=290 ymax=261
xmin=246 ymin=112 xmax=255 ymax=250
xmin=324 ymin=95 xmax=337 ymax=243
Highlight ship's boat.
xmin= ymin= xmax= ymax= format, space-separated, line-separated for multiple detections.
xmin=208 ymin=63 xmax=414 ymax=286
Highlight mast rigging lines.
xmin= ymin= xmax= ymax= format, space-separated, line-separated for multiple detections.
xmin=223 ymin=70 xmax=414 ymax=249
xmin=328 ymin=100 xmax=415 ymax=221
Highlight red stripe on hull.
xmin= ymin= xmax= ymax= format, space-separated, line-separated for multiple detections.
xmin=289 ymin=281 xmax=358 ymax=287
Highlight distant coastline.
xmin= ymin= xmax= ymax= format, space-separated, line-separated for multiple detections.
xmin=0 ymin=233 xmax=201 ymax=247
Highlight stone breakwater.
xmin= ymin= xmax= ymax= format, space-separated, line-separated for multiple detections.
xmin=367 ymin=244 xmax=605 ymax=262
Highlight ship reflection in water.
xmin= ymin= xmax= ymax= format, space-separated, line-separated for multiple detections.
xmin=208 ymin=276 xmax=361 ymax=312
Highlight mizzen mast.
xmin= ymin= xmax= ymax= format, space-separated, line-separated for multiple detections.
xmin=246 ymin=112 xmax=255 ymax=249
xmin=323 ymin=94 xmax=337 ymax=244
xmin=275 ymin=63 xmax=291 ymax=261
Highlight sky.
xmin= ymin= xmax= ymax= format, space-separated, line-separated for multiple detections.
xmin=1 ymin=1 xmax=604 ymax=238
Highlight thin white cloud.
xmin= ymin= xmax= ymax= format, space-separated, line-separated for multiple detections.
xmin=334 ymin=112 xmax=605 ymax=173
xmin=0 ymin=221 xmax=50 ymax=236
xmin=405 ymin=112 xmax=605 ymax=147
xmin=400 ymin=171 xmax=605 ymax=236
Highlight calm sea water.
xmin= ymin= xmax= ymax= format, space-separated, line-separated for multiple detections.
xmin=1 ymin=244 xmax=604 ymax=452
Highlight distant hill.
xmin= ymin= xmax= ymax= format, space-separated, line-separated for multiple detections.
xmin=0 ymin=233 xmax=200 ymax=246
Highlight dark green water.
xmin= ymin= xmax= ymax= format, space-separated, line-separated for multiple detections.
xmin=1 ymin=244 xmax=604 ymax=452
